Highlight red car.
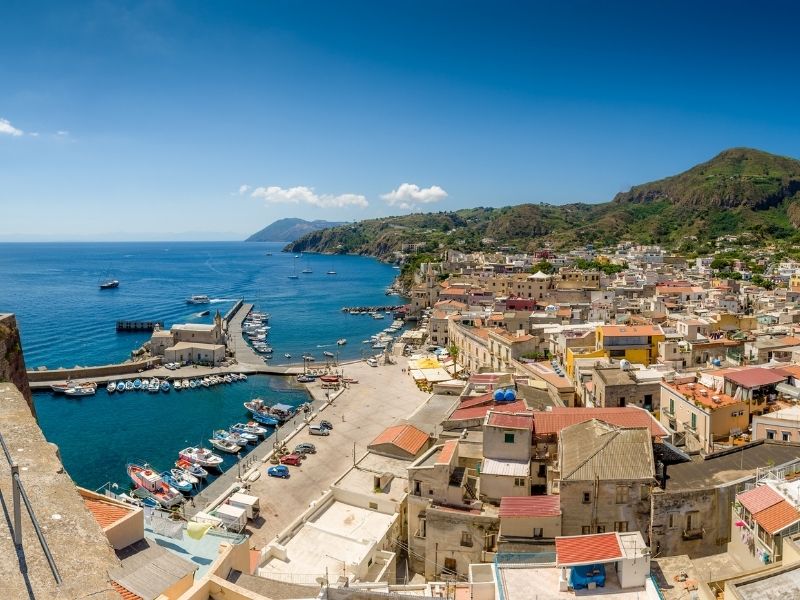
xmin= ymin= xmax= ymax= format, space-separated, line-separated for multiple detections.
xmin=280 ymin=453 xmax=303 ymax=466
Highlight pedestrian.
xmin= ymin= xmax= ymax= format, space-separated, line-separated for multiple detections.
xmin=342 ymin=414 xmax=345 ymax=422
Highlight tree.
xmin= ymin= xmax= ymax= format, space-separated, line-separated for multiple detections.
xmin=448 ymin=343 xmax=460 ymax=362
xmin=530 ymin=260 xmax=555 ymax=274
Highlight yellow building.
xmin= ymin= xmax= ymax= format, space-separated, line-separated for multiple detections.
xmin=595 ymin=324 xmax=664 ymax=365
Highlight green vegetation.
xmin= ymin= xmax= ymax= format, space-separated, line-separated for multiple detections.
xmin=285 ymin=148 xmax=800 ymax=259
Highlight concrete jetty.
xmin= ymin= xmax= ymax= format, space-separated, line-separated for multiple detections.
xmin=226 ymin=302 xmax=266 ymax=367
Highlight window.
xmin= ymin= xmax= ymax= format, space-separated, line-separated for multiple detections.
xmin=369 ymin=502 xmax=378 ymax=509
xmin=418 ymin=518 xmax=426 ymax=538
xmin=641 ymin=485 xmax=650 ymax=501
xmin=686 ymin=511 xmax=700 ymax=530
xmin=619 ymin=397 xmax=626 ymax=407
xmin=582 ymin=526 xmax=591 ymax=535
xmin=615 ymin=521 xmax=628 ymax=533
xmin=460 ymin=532 xmax=473 ymax=547
xmin=670 ymin=398 xmax=674 ymax=413
xmin=690 ymin=413 xmax=697 ymax=430
xmin=582 ymin=492 xmax=591 ymax=504
xmin=767 ymin=430 xmax=776 ymax=440
xmin=668 ymin=513 xmax=678 ymax=529
xmin=596 ymin=525 xmax=606 ymax=534
xmin=538 ymin=464 xmax=547 ymax=478
xmin=485 ymin=533 xmax=497 ymax=551
xmin=644 ymin=394 xmax=653 ymax=410
xmin=533 ymin=527 xmax=543 ymax=538
xmin=413 ymin=481 xmax=421 ymax=496
xmin=443 ymin=558 xmax=457 ymax=574
xmin=504 ymin=432 xmax=515 ymax=444
xmin=514 ymin=477 xmax=526 ymax=487
xmin=783 ymin=431 xmax=791 ymax=442
xmin=615 ymin=485 xmax=629 ymax=504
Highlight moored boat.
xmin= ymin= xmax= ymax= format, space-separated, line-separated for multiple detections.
xmin=170 ymin=466 xmax=198 ymax=486
xmin=337 ymin=339 xmax=347 ymax=345
xmin=127 ymin=463 xmax=183 ymax=507
xmin=125 ymin=380 xmax=134 ymax=391
xmin=117 ymin=381 xmax=126 ymax=392
xmin=209 ymin=437 xmax=241 ymax=454
xmin=178 ymin=447 xmax=223 ymax=469
xmin=133 ymin=378 xmax=142 ymax=390
xmin=65 ymin=385 xmax=97 ymax=396
xmin=161 ymin=470 xmax=193 ymax=494
xmin=173 ymin=379 xmax=182 ymax=391
xmin=148 ymin=379 xmax=160 ymax=393
xmin=231 ymin=422 xmax=267 ymax=437
xmin=107 ymin=382 xmax=116 ymax=393
xmin=323 ymin=351 xmax=335 ymax=358
xmin=160 ymin=380 xmax=171 ymax=392
xmin=175 ymin=458 xmax=208 ymax=479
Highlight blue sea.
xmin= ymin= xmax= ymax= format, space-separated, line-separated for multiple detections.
xmin=0 ymin=242 xmax=403 ymax=489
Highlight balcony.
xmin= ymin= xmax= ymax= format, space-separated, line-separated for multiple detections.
xmin=682 ymin=527 xmax=704 ymax=541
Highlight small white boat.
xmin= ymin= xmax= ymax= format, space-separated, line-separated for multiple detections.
xmin=181 ymin=379 xmax=189 ymax=389
xmin=107 ymin=382 xmax=116 ymax=393
xmin=337 ymin=339 xmax=347 ymax=345
xmin=179 ymin=447 xmax=223 ymax=468
xmin=239 ymin=373 xmax=247 ymax=381
xmin=200 ymin=378 xmax=210 ymax=388
xmin=209 ymin=438 xmax=241 ymax=454
xmin=223 ymin=375 xmax=232 ymax=384
xmin=148 ymin=379 xmax=160 ymax=393
xmin=285 ymin=353 xmax=291 ymax=359
xmin=189 ymin=379 xmax=198 ymax=389
xmin=125 ymin=380 xmax=134 ymax=391
xmin=186 ymin=295 xmax=211 ymax=304
xmin=323 ymin=351 xmax=335 ymax=358
xmin=65 ymin=385 xmax=96 ymax=396
xmin=141 ymin=379 xmax=149 ymax=388
xmin=173 ymin=380 xmax=182 ymax=391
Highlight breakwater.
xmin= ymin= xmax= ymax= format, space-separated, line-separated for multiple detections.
xmin=341 ymin=304 xmax=405 ymax=314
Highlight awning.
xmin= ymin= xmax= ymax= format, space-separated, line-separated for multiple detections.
xmin=777 ymin=382 xmax=800 ymax=399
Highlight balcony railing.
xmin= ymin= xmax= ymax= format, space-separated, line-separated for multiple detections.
xmin=682 ymin=527 xmax=704 ymax=540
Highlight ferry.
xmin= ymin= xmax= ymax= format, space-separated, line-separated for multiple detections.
xmin=186 ymin=295 xmax=211 ymax=304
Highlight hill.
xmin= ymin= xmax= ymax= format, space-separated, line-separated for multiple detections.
xmin=245 ymin=218 xmax=346 ymax=242
xmin=285 ymin=148 xmax=800 ymax=259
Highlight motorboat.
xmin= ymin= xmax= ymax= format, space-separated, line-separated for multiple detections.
xmin=125 ymin=380 xmax=134 ymax=391
xmin=116 ymin=381 xmax=126 ymax=392
xmin=161 ymin=470 xmax=193 ymax=494
xmin=214 ymin=428 xmax=253 ymax=445
xmin=178 ymin=447 xmax=223 ymax=469
xmin=141 ymin=379 xmax=149 ymax=388
xmin=372 ymin=342 xmax=387 ymax=349
xmin=198 ymin=309 xmax=210 ymax=316
xmin=296 ymin=374 xmax=315 ymax=383
xmin=181 ymin=379 xmax=190 ymax=389
xmin=169 ymin=467 xmax=198 ymax=486
xmin=227 ymin=427 xmax=258 ymax=443
xmin=285 ymin=353 xmax=291 ymax=359
xmin=250 ymin=411 xmax=279 ymax=426
xmin=133 ymin=379 xmax=142 ymax=390
xmin=239 ymin=373 xmax=247 ymax=381
xmin=223 ymin=375 xmax=232 ymax=384
xmin=189 ymin=379 xmax=197 ymax=389
xmin=175 ymin=458 xmax=208 ymax=479
xmin=326 ymin=270 xmax=337 ymax=275
xmin=173 ymin=380 xmax=182 ymax=391
xmin=200 ymin=377 xmax=210 ymax=388
xmin=160 ymin=381 xmax=171 ymax=392
xmin=337 ymin=339 xmax=347 ymax=345
xmin=319 ymin=375 xmax=340 ymax=383
xmin=148 ymin=379 xmax=160 ymax=393
xmin=372 ymin=313 xmax=385 ymax=319
xmin=231 ymin=422 xmax=267 ymax=437
xmin=65 ymin=385 xmax=97 ymax=396
xmin=126 ymin=463 xmax=183 ymax=508
xmin=106 ymin=382 xmax=116 ymax=393
xmin=186 ymin=295 xmax=211 ymax=304
xmin=99 ymin=279 xmax=119 ymax=289
xmin=323 ymin=351 xmax=335 ymax=358
xmin=269 ymin=403 xmax=296 ymax=423
xmin=209 ymin=437 xmax=241 ymax=454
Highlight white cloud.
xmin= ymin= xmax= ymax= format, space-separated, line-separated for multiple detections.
xmin=251 ymin=185 xmax=368 ymax=209
xmin=238 ymin=184 xmax=251 ymax=195
xmin=30 ymin=132 xmax=39 ymax=137
xmin=56 ymin=130 xmax=69 ymax=137
xmin=0 ymin=118 xmax=23 ymax=137
xmin=381 ymin=183 xmax=448 ymax=209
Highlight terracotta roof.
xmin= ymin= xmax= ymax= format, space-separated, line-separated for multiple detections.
xmin=599 ymin=325 xmax=663 ymax=338
xmin=436 ymin=440 xmax=458 ymax=465
xmin=555 ymin=533 xmax=622 ymax=567
xmin=83 ymin=497 xmax=134 ymax=529
xmin=754 ymin=500 xmax=800 ymax=534
xmin=450 ymin=400 xmax=528 ymax=422
xmin=500 ymin=495 xmax=560 ymax=518
xmin=111 ymin=581 xmax=143 ymax=600
xmin=725 ymin=368 xmax=787 ymax=388
xmin=487 ymin=412 xmax=534 ymax=430
xmin=737 ymin=485 xmax=783 ymax=514
xmin=458 ymin=392 xmax=495 ymax=409
xmin=369 ymin=424 xmax=429 ymax=456
xmin=533 ymin=407 xmax=667 ymax=438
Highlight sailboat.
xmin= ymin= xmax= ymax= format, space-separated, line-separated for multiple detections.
xmin=301 ymin=253 xmax=312 ymax=274
xmin=288 ymin=256 xmax=299 ymax=280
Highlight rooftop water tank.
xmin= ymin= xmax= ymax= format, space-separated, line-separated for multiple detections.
xmin=494 ymin=389 xmax=505 ymax=401
xmin=504 ymin=389 xmax=517 ymax=402
xmin=620 ymin=359 xmax=632 ymax=370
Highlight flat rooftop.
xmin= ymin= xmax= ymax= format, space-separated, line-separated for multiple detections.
xmin=498 ymin=564 xmax=647 ymax=600
xmin=260 ymin=499 xmax=396 ymax=577
xmin=334 ymin=453 xmax=410 ymax=503
xmin=664 ymin=442 xmax=800 ymax=490
xmin=729 ymin=563 xmax=800 ymax=600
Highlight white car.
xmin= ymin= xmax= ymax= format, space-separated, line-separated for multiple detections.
xmin=366 ymin=358 xmax=378 ymax=367
xmin=309 ymin=425 xmax=330 ymax=436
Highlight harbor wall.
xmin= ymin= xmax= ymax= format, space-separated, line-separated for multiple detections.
xmin=0 ymin=313 xmax=33 ymax=414
xmin=224 ymin=299 xmax=245 ymax=326
xmin=27 ymin=357 xmax=163 ymax=383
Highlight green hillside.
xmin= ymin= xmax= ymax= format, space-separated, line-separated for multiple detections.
xmin=284 ymin=148 xmax=800 ymax=259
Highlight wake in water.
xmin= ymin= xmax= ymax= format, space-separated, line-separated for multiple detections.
xmin=210 ymin=298 xmax=237 ymax=303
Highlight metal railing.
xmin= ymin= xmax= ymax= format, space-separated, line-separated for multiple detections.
xmin=0 ymin=430 xmax=62 ymax=584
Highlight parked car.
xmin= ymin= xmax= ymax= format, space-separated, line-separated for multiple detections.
xmin=267 ymin=465 xmax=290 ymax=478
xmin=309 ymin=425 xmax=330 ymax=436
xmin=294 ymin=443 xmax=316 ymax=455
xmin=280 ymin=453 xmax=304 ymax=466
xmin=366 ymin=358 xmax=378 ymax=367
xmin=319 ymin=420 xmax=333 ymax=431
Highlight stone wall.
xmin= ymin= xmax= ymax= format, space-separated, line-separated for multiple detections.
xmin=0 ymin=313 xmax=32 ymax=414
xmin=26 ymin=357 xmax=162 ymax=383
xmin=559 ymin=480 xmax=652 ymax=538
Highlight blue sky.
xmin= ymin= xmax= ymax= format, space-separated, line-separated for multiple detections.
xmin=2 ymin=0 xmax=800 ymax=241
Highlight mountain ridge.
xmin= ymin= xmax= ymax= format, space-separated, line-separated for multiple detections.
xmin=245 ymin=218 xmax=346 ymax=243
xmin=283 ymin=148 xmax=800 ymax=259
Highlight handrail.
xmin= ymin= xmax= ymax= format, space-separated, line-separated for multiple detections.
xmin=0 ymin=430 xmax=62 ymax=584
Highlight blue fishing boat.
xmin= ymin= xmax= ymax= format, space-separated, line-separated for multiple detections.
xmin=250 ymin=411 xmax=279 ymax=426
xmin=116 ymin=381 xmax=126 ymax=392
xmin=133 ymin=378 xmax=142 ymax=390
xmin=160 ymin=380 xmax=171 ymax=393
xmin=160 ymin=470 xmax=193 ymax=494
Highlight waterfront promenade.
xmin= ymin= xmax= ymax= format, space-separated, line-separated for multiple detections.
xmin=186 ymin=356 xmax=451 ymax=549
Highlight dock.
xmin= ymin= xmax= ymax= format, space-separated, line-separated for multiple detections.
xmin=116 ymin=320 xmax=164 ymax=332
xmin=225 ymin=302 xmax=267 ymax=367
